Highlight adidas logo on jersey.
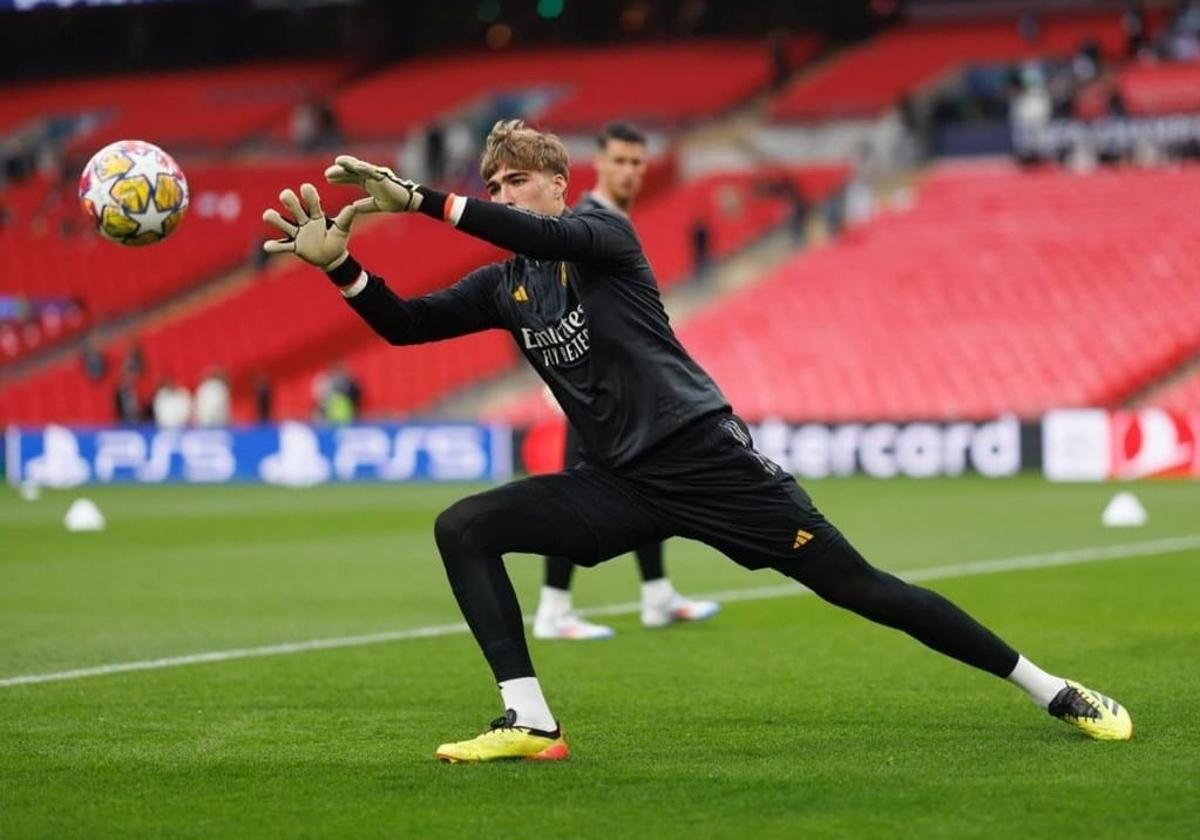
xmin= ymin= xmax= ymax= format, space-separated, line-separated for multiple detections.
xmin=793 ymin=529 xmax=813 ymax=549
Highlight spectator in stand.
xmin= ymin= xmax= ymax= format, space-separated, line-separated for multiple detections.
xmin=1122 ymin=2 xmax=1148 ymax=58
xmin=292 ymin=99 xmax=343 ymax=152
xmin=1010 ymin=64 xmax=1052 ymax=132
xmin=292 ymin=102 xmax=319 ymax=150
xmin=690 ymin=215 xmax=711 ymax=283
xmin=1017 ymin=11 xmax=1040 ymax=44
xmin=425 ymin=122 xmax=447 ymax=183
xmin=1107 ymin=82 xmax=1129 ymax=119
xmin=1072 ymin=39 xmax=1103 ymax=86
xmin=80 ymin=335 xmax=107 ymax=382
xmin=314 ymin=100 xmax=342 ymax=148
xmin=334 ymin=364 xmax=363 ymax=418
xmin=761 ymin=176 xmax=811 ymax=245
xmin=312 ymin=364 xmax=362 ymax=424
xmin=253 ymin=374 xmax=273 ymax=423
xmin=445 ymin=121 xmax=477 ymax=184
xmin=152 ymin=378 xmax=192 ymax=429
xmin=193 ymin=368 xmax=231 ymax=427
xmin=785 ymin=183 xmax=811 ymax=244
xmin=823 ymin=189 xmax=845 ymax=238
xmin=113 ymin=372 xmax=142 ymax=424
xmin=123 ymin=341 xmax=145 ymax=379
xmin=1167 ymin=0 xmax=1200 ymax=59
xmin=842 ymin=142 xmax=876 ymax=227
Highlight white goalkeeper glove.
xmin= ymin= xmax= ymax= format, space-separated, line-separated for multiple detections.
xmin=324 ymin=155 xmax=424 ymax=214
xmin=261 ymin=183 xmax=359 ymax=270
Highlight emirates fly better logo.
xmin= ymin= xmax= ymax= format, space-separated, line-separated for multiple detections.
xmin=519 ymin=304 xmax=591 ymax=367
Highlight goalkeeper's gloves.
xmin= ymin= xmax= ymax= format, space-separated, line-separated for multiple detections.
xmin=324 ymin=155 xmax=425 ymax=214
xmin=261 ymin=183 xmax=359 ymax=271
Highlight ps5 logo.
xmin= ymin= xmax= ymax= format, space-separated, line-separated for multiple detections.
xmin=10 ymin=422 xmax=508 ymax=486
xmin=18 ymin=424 xmax=235 ymax=486
xmin=331 ymin=425 xmax=491 ymax=481
xmin=95 ymin=429 xmax=236 ymax=483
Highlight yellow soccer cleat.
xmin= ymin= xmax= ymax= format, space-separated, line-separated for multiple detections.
xmin=1048 ymin=681 xmax=1133 ymax=741
xmin=435 ymin=710 xmax=569 ymax=763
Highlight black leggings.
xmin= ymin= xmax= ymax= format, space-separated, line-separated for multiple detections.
xmin=434 ymin=482 xmax=1018 ymax=685
xmin=544 ymin=542 xmax=664 ymax=590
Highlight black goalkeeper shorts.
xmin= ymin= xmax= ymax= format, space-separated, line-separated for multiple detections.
xmin=509 ymin=412 xmax=840 ymax=572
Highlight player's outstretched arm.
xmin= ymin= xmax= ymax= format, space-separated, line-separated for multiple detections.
xmin=262 ymin=183 xmax=501 ymax=346
xmin=326 ymin=156 xmax=635 ymax=265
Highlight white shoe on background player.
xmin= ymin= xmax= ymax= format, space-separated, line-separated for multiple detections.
xmin=533 ymin=611 xmax=616 ymax=640
xmin=641 ymin=593 xmax=721 ymax=629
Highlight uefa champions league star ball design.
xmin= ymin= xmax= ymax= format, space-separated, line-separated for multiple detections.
xmin=78 ymin=140 xmax=189 ymax=246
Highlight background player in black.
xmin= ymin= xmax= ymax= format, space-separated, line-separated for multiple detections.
xmin=534 ymin=122 xmax=719 ymax=641
xmin=262 ymin=120 xmax=1133 ymax=762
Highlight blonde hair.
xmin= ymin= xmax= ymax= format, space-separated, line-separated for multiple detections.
xmin=480 ymin=119 xmax=570 ymax=181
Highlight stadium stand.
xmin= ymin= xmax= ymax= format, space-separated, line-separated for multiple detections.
xmin=1078 ymin=58 xmax=1200 ymax=117
xmin=496 ymin=162 xmax=1200 ymax=425
xmin=769 ymin=14 xmax=1130 ymax=121
xmin=1117 ymin=59 xmax=1200 ymax=115
xmin=0 ymin=213 xmax=507 ymax=425
xmin=0 ymin=62 xmax=349 ymax=152
xmin=0 ymin=164 xmax=845 ymax=425
xmin=0 ymin=161 xmax=366 ymax=362
xmin=332 ymin=39 xmax=819 ymax=138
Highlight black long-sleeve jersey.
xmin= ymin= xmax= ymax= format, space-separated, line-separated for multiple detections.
xmin=332 ymin=192 xmax=730 ymax=468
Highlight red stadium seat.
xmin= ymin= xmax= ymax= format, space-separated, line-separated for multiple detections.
xmin=770 ymin=14 xmax=1129 ymax=122
xmin=1117 ymin=59 xmax=1200 ymax=116
xmin=0 ymin=160 xmax=364 ymax=339
xmin=0 ymin=62 xmax=349 ymax=152
xmin=332 ymin=39 xmax=819 ymax=138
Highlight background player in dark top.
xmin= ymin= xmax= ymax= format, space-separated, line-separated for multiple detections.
xmin=262 ymin=120 xmax=1133 ymax=763
xmin=534 ymin=122 xmax=719 ymax=641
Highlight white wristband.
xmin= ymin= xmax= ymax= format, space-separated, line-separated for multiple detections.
xmin=447 ymin=194 xmax=467 ymax=227
xmin=339 ymin=271 xmax=369 ymax=298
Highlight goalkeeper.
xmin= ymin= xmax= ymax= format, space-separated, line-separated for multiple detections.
xmin=263 ymin=120 xmax=1133 ymax=763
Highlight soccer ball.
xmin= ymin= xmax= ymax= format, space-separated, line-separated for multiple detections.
xmin=78 ymin=140 xmax=189 ymax=246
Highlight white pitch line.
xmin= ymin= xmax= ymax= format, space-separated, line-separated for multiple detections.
xmin=3 ymin=534 xmax=1199 ymax=690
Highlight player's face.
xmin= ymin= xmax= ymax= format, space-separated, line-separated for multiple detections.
xmin=486 ymin=167 xmax=567 ymax=215
xmin=594 ymin=139 xmax=646 ymax=204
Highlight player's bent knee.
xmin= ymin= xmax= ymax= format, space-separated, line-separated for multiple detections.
xmin=434 ymin=495 xmax=509 ymax=557
xmin=433 ymin=498 xmax=478 ymax=554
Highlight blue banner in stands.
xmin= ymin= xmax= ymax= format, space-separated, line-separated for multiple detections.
xmin=4 ymin=422 xmax=512 ymax=486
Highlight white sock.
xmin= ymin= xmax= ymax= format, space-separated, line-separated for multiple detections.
xmin=498 ymin=677 xmax=557 ymax=732
xmin=537 ymin=586 xmax=572 ymax=617
xmin=641 ymin=577 xmax=675 ymax=607
xmin=1006 ymin=655 xmax=1068 ymax=709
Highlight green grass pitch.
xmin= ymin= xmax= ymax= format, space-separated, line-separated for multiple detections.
xmin=2 ymin=476 xmax=1198 ymax=839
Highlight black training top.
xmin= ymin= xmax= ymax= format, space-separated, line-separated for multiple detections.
xmin=329 ymin=190 xmax=730 ymax=468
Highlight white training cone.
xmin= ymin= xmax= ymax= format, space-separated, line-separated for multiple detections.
xmin=64 ymin=498 xmax=106 ymax=532
xmin=1101 ymin=491 xmax=1147 ymax=528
